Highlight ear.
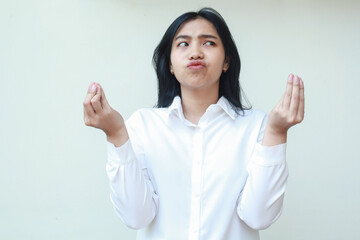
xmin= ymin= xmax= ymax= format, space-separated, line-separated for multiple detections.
xmin=223 ymin=57 xmax=230 ymax=72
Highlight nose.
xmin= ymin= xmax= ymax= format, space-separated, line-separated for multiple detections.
xmin=188 ymin=44 xmax=204 ymax=60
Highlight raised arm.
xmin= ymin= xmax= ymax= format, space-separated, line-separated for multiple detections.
xmin=83 ymin=82 xmax=158 ymax=229
xmin=238 ymin=74 xmax=304 ymax=230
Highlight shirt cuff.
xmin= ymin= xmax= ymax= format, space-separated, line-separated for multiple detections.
xmin=107 ymin=139 xmax=136 ymax=166
xmin=251 ymin=143 xmax=287 ymax=166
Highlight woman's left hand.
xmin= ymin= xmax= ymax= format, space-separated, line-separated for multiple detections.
xmin=262 ymin=74 xmax=305 ymax=146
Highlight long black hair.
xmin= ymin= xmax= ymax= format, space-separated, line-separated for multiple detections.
xmin=153 ymin=7 xmax=250 ymax=114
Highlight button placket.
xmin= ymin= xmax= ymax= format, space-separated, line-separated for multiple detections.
xmin=188 ymin=127 xmax=204 ymax=240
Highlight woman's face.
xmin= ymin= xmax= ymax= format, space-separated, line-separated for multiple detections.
xmin=170 ymin=18 xmax=229 ymax=93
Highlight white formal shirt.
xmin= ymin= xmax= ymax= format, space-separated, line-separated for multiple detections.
xmin=106 ymin=96 xmax=288 ymax=240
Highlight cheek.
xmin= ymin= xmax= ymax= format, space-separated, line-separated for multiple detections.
xmin=170 ymin=56 xmax=183 ymax=71
xmin=212 ymin=56 xmax=226 ymax=72
xmin=170 ymin=52 xmax=176 ymax=66
xmin=218 ymin=55 xmax=227 ymax=69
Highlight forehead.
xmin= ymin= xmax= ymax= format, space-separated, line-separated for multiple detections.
xmin=174 ymin=17 xmax=219 ymax=38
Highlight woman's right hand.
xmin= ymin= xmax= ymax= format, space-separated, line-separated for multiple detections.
xmin=83 ymin=82 xmax=129 ymax=146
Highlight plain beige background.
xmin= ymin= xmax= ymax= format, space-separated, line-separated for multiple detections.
xmin=1 ymin=0 xmax=359 ymax=239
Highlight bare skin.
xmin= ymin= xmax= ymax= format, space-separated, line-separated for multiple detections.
xmin=262 ymin=74 xmax=304 ymax=146
xmin=169 ymin=18 xmax=228 ymax=124
xmin=83 ymin=18 xmax=304 ymax=147
xmin=83 ymin=83 xmax=129 ymax=147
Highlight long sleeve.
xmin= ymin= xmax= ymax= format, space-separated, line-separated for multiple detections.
xmin=237 ymin=143 xmax=288 ymax=230
xmin=104 ymin=102 xmax=289 ymax=239
xmin=106 ymin=139 xmax=159 ymax=229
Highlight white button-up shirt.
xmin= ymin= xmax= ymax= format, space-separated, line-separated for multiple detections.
xmin=106 ymin=96 xmax=288 ymax=240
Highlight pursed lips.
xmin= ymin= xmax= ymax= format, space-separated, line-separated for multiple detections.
xmin=187 ymin=60 xmax=205 ymax=70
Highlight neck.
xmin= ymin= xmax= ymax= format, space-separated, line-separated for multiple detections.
xmin=180 ymin=87 xmax=219 ymax=125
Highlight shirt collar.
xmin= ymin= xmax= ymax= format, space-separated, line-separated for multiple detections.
xmin=167 ymin=96 xmax=183 ymax=119
xmin=216 ymin=96 xmax=237 ymax=120
xmin=167 ymin=96 xmax=237 ymax=121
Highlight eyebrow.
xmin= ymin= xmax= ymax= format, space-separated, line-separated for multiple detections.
xmin=174 ymin=34 xmax=218 ymax=41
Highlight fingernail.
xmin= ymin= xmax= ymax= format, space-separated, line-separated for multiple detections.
xmin=90 ymin=83 xmax=96 ymax=93
xmin=288 ymin=74 xmax=293 ymax=82
xmin=300 ymin=78 xmax=304 ymax=87
xmin=294 ymin=76 xmax=299 ymax=84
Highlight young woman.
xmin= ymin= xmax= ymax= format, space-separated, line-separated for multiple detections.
xmin=83 ymin=8 xmax=304 ymax=240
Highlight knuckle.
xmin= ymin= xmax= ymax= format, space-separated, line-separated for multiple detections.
xmin=84 ymin=117 xmax=92 ymax=126
xmin=273 ymin=107 xmax=282 ymax=115
xmin=288 ymin=116 xmax=296 ymax=123
xmin=279 ymin=111 xmax=287 ymax=118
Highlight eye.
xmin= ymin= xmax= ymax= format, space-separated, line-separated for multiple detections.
xmin=204 ymin=41 xmax=215 ymax=46
xmin=178 ymin=42 xmax=188 ymax=47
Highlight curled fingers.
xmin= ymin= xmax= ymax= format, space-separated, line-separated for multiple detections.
xmin=98 ymin=84 xmax=111 ymax=111
xmin=289 ymin=75 xmax=301 ymax=118
xmin=90 ymin=84 xmax=103 ymax=114
xmin=282 ymin=74 xmax=294 ymax=109
xmin=83 ymin=83 xmax=97 ymax=125
xmin=297 ymin=79 xmax=305 ymax=121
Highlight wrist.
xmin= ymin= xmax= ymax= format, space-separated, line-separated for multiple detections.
xmin=106 ymin=125 xmax=129 ymax=147
xmin=262 ymin=126 xmax=288 ymax=146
